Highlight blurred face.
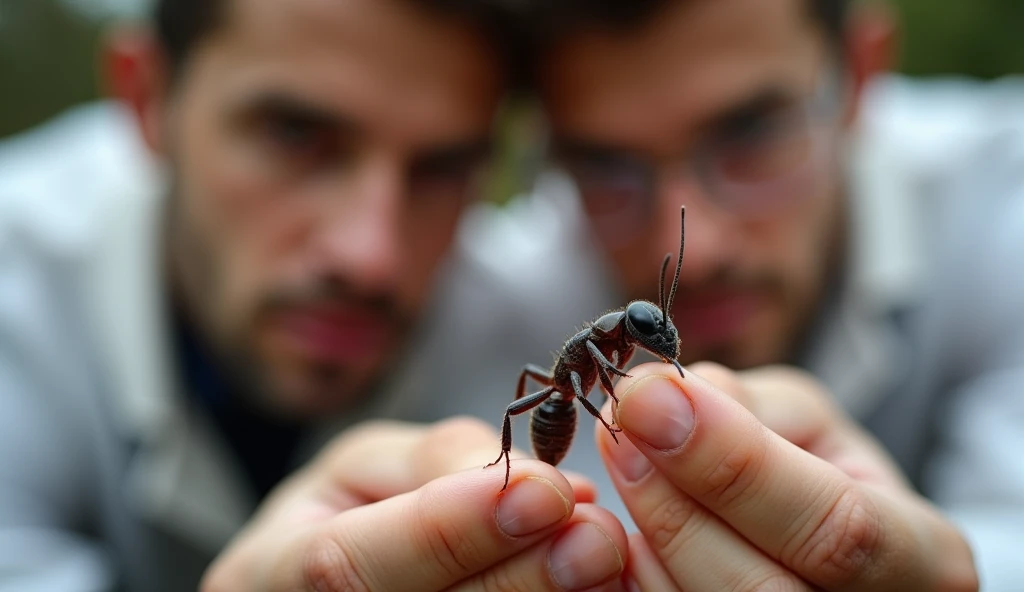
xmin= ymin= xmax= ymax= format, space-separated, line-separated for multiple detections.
xmin=153 ymin=0 xmax=502 ymax=417
xmin=541 ymin=0 xmax=852 ymax=368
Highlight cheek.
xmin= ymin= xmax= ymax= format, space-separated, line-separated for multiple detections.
xmin=174 ymin=103 xmax=313 ymax=335
xmin=399 ymin=203 xmax=464 ymax=307
xmin=761 ymin=191 xmax=841 ymax=317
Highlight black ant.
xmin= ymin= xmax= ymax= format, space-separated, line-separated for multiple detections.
xmin=487 ymin=206 xmax=686 ymax=491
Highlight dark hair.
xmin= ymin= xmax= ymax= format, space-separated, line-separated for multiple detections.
xmin=154 ymin=0 xmax=218 ymax=80
xmin=529 ymin=0 xmax=850 ymax=53
xmin=154 ymin=0 xmax=530 ymax=85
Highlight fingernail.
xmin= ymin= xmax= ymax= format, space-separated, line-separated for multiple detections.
xmin=605 ymin=433 xmax=653 ymax=483
xmin=618 ymin=376 xmax=695 ymax=451
xmin=549 ymin=524 xmax=623 ymax=590
xmin=625 ymin=575 xmax=641 ymax=592
xmin=496 ymin=477 xmax=570 ymax=537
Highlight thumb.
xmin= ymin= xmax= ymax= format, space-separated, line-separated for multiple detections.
xmin=207 ymin=460 xmax=578 ymax=591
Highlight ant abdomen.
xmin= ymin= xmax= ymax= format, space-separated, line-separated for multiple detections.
xmin=530 ymin=397 xmax=577 ymax=465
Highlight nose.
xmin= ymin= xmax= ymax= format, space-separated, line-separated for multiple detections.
xmin=310 ymin=161 xmax=405 ymax=293
xmin=657 ymin=175 xmax=737 ymax=284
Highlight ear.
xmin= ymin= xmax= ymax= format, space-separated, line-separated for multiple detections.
xmin=839 ymin=1 xmax=899 ymax=127
xmin=99 ymin=24 xmax=172 ymax=157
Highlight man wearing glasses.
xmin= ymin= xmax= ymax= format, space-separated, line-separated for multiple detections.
xmin=518 ymin=0 xmax=1024 ymax=589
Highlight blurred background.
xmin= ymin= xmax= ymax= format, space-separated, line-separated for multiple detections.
xmin=2 ymin=0 xmax=1024 ymax=197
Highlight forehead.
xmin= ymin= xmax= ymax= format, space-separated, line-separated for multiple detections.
xmin=187 ymin=0 xmax=503 ymax=137
xmin=540 ymin=0 xmax=828 ymax=148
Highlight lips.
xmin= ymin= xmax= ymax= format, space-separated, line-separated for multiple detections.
xmin=266 ymin=307 xmax=394 ymax=363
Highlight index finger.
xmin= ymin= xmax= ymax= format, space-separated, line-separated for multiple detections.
xmin=691 ymin=362 xmax=907 ymax=488
xmin=610 ymin=363 xmax=940 ymax=591
xmin=302 ymin=417 xmax=598 ymax=505
xmin=273 ymin=462 xmax=587 ymax=591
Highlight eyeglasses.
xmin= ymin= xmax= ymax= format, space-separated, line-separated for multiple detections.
xmin=553 ymin=68 xmax=845 ymax=237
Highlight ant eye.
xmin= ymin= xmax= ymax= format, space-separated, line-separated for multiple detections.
xmin=626 ymin=303 xmax=659 ymax=335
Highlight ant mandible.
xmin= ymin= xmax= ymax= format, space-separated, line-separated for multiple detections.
xmin=486 ymin=206 xmax=686 ymax=491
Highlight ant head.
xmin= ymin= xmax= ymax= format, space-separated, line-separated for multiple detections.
xmin=625 ymin=206 xmax=685 ymax=369
xmin=624 ymin=300 xmax=679 ymax=362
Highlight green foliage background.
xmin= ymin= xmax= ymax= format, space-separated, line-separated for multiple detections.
xmin=895 ymin=0 xmax=1024 ymax=79
xmin=1 ymin=0 xmax=1023 ymax=141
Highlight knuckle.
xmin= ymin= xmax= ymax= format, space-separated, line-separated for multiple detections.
xmin=301 ymin=535 xmax=375 ymax=592
xmin=729 ymin=571 xmax=806 ymax=592
xmin=642 ymin=494 xmax=706 ymax=556
xmin=413 ymin=487 xmax=482 ymax=580
xmin=478 ymin=565 xmax=536 ymax=592
xmin=420 ymin=516 xmax=478 ymax=579
xmin=697 ymin=430 xmax=769 ymax=510
xmin=789 ymin=487 xmax=881 ymax=587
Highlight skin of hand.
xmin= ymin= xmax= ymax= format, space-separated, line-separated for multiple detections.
xmin=201 ymin=417 xmax=628 ymax=592
xmin=595 ymin=362 xmax=980 ymax=592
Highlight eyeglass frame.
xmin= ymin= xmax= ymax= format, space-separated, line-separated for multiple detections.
xmin=549 ymin=66 xmax=849 ymax=234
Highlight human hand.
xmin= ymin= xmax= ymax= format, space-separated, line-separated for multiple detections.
xmin=202 ymin=417 xmax=628 ymax=592
xmin=595 ymin=362 xmax=978 ymax=591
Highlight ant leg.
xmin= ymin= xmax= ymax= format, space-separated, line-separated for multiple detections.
xmin=595 ymin=365 xmax=619 ymax=405
xmin=485 ymin=386 xmax=557 ymax=491
xmin=516 ymin=364 xmax=553 ymax=401
xmin=586 ymin=341 xmax=628 ymax=405
xmin=586 ymin=341 xmax=630 ymax=379
xmin=571 ymin=371 xmax=621 ymax=444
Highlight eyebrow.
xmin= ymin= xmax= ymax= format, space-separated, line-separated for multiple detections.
xmin=413 ymin=137 xmax=495 ymax=168
xmin=696 ymin=85 xmax=800 ymax=137
xmin=551 ymin=84 xmax=803 ymax=157
xmin=228 ymin=91 xmax=495 ymax=165
xmin=230 ymin=92 xmax=361 ymax=137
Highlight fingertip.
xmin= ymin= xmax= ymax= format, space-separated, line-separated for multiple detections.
xmin=570 ymin=503 xmax=629 ymax=549
xmin=548 ymin=504 xmax=630 ymax=590
xmin=490 ymin=458 xmax=578 ymax=507
xmin=616 ymin=373 xmax=696 ymax=452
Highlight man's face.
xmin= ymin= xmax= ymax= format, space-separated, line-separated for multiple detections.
xmin=541 ymin=0 xmax=851 ymax=369
xmin=156 ymin=0 xmax=502 ymax=417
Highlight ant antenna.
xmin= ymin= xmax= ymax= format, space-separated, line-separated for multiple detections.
xmin=658 ymin=254 xmax=671 ymax=326
xmin=666 ymin=206 xmax=685 ymax=312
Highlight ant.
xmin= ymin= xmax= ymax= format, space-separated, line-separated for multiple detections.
xmin=487 ymin=206 xmax=686 ymax=491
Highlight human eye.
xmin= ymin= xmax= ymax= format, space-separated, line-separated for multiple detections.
xmin=710 ymin=107 xmax=811 ymax=183
xmin=720 ymin=105 xmax=800 ymax=147
xmin=232 ymin=95 xmax=355 ymax=178
xmin=255 ymin=109 xmax=340 ymax=164
xmin=408 ymin=144 xmax=491 ymax=203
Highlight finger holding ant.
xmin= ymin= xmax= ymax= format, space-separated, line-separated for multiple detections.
xmin=684 ymin=362 xmax=907 ymax=489
xmin=603 ymin=363 xmax=968 ymax=591
xmin=303 ymin=417 xmax=596 ymax=506
xmin=448 ymin=503 xmax=628 ymax=592
xmin=595 ymin=418 xmax=811 ymax=592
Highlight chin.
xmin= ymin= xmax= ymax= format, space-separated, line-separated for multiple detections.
xmin=255 ymin=367 xmax=368 ymax=420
